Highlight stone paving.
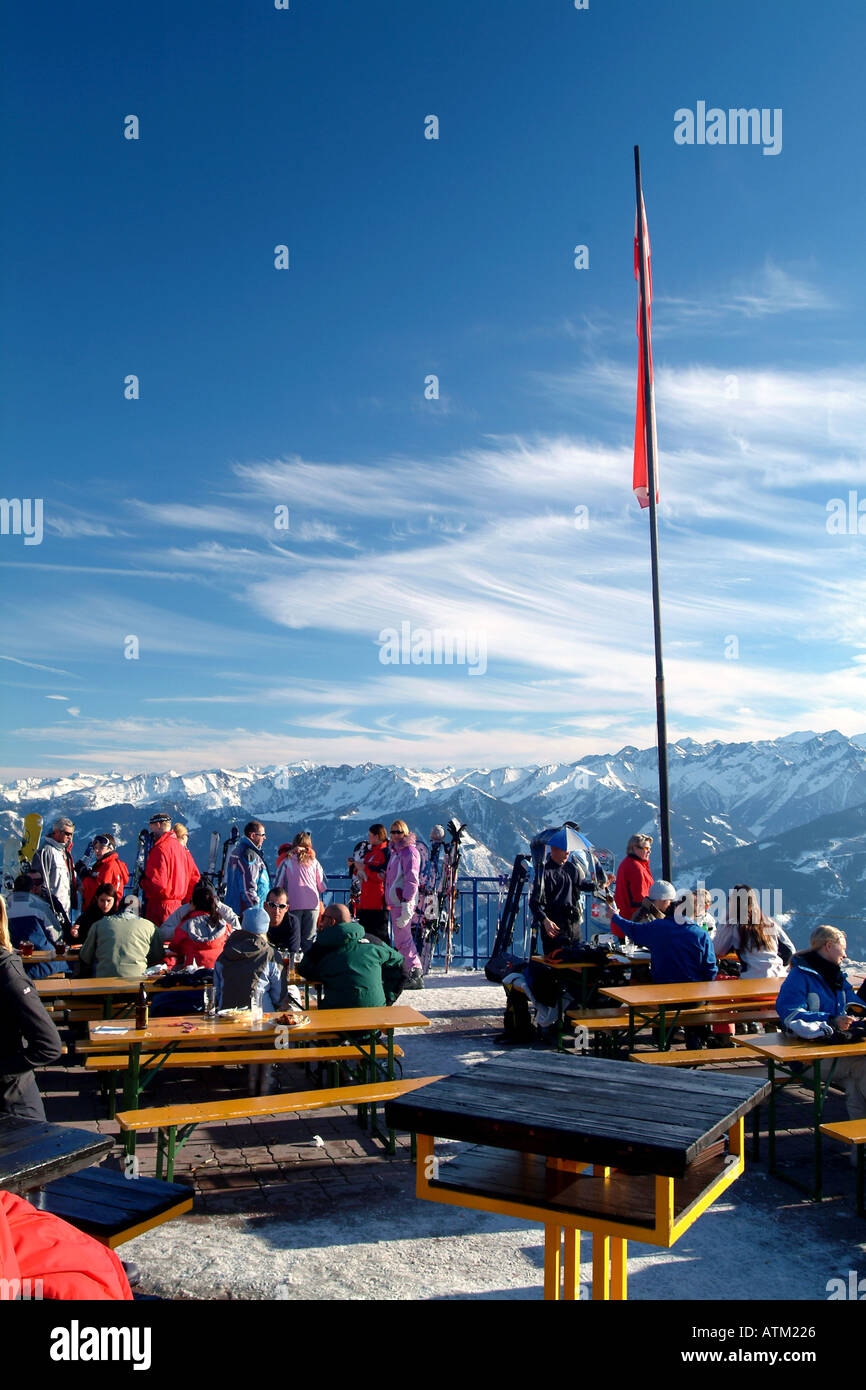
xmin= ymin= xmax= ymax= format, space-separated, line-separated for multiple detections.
xmin=37 ymin=971 xmax=866 ymax=1296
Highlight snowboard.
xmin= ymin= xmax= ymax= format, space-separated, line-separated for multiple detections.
xmin=18 ymin=813 xmax=43 ymax=869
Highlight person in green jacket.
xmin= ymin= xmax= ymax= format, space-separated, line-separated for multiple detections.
xmin=298 ymin=903 xmax=405 ymax=1010
xmin=78 ymin=895 xmax=164 ymax=979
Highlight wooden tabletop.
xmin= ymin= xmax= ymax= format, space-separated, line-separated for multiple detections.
xmin=601 ymin=978 xmax=783 ymax=1007
xmin=732 ymin=1034 xmax=866 ymax=1063
xmin=0 ymin=1114 xmax=113 ymax=1195
xmin=35 ymin=974 xmax=190 ymax=995
xmin=384 ymin=1052 xmax=769 ymax=1178
xmin=16 ymin=946 xmax=80 ymax=964
xmin=88 ymin=1004 xmax=431 ymax=1044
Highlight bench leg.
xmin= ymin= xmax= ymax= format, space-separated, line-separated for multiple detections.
xmin=859 ymin=1146 xmax=865 ymax=1219
xmin=767 ymin=1060 xmax=777 ymax=1173
xmin=812 ymin=1060 xmax=825 ymax=1202
xmin=165 ymin=1126 xmax=177 ymax=1184
xmin=751 ymin=1103 xmax=760 ymax=1162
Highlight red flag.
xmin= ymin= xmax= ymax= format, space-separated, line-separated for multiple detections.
xmin=633 ymin=194 xmax=659 ymax=509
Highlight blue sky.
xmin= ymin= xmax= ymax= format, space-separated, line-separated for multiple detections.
xmin=2 ymin=0 xmax=865 ymax=778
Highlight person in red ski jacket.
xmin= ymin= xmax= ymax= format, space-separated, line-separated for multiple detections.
xmin=0 ymin=1189 xmax=132 ymax=1300
xmin=163 ymin=881 xmax=235 ymax=971
xmin=350 ymin=824 xmax=391 ymax=944
xmin=614 ymin=834 xmax=655 ymax=920
xmin=77 ymin=835 xmax=130 ymax=917
xmin=141 ymin=813 xmax=196 ymax=926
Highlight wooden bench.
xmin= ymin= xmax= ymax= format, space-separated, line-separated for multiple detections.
xmin=36 ymin=1165 xmax=193 ymax=1247
xmin=85 ymin=1044 xmax=402 ymax=1075
xmin=84 ymin=1044 xmax=404 ymax=1119
xmin=629 ymin=1048 xmax=765 ymax=1066
xmin=820 ymin=1119 xmax=866 ymax=1215
xmin=567 ymin=1003 xmax=780 ymax=1053
xmin=116 ymin=1075 xmax=442 ymax=1180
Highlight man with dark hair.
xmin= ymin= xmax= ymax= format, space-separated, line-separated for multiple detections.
xmin=224 ymin=821 xmax=270 ymax=914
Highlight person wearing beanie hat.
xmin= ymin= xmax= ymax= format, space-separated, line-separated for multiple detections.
xmin=213 ymin=903 xmax=299 ymax=1095
xmin=609 ymin=889 xmax=716 ymax=987
xmin=242 ymin=907 xmax=270 ymax=934
xmin=77 ymin=834 xmax=130 ymax=921
xmin=213 ymin=907 xmax=296 ymax=1013
xmin=647 ymin=880 xmax=676 ymax=903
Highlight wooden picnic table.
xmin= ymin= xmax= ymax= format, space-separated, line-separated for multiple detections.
xmin=0 ymin=1113 xmax=112 ymax=1196
xmin=600 ymin=977 xmax=783 ymax=1050
xmin=731 ymin=1032 xmax=866 ymax=1200
xmin=385 ymin=1052 xmax=768 ymax=1301
xmin=16 ymin=945 xmax=80 ymax=965
xmin=86 ymin=1006 xmax=431 ymax=1153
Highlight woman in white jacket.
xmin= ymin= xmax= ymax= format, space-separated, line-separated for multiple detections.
xmin=713 ymin=884 xmax=795 ymax=979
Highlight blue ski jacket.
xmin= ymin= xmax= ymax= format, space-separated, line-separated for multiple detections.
xmin=223 ymin=836 xmax=270 ymax=914
xmin=610 ymin=910 xmax=717 ymax=984
xmin=776 ymin=952 xmax=860 ymax=1030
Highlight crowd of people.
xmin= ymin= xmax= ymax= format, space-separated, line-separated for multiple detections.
xmin=0 ymin=812 xmax=436 ymax=1118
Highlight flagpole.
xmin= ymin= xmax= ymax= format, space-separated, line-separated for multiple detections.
xmin=634 ymin=144 xmax=672 ymax=881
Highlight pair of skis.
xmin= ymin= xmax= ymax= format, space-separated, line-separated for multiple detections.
xmin=415 ymin=819 xmax=467 ymax=974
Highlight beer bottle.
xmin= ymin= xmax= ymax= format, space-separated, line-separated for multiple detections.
xmin=135 ymin=983 xmax=149 ymax=1031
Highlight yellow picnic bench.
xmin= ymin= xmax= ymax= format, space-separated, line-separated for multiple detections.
xmin=117 ymin=1074 xmax=442 ymax=1181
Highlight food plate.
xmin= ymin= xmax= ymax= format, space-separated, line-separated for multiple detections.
xmin=276 ymin=1012 xmax=310 ymax=1028
xmin=217 ymin=1007 xmax=252 ymax=1019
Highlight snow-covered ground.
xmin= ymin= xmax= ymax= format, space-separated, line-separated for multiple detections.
xmin=119 ymin=972 xmax=866 ymax=1301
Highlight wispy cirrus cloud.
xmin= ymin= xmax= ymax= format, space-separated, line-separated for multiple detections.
xmin=655 ymin=262 xmax=834 ymax=332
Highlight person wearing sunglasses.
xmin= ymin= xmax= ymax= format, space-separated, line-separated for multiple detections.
xmin=34 ymin=817 xmax=78 ymax=933
xmin=77 ymin=834 xmax=130 ymax=921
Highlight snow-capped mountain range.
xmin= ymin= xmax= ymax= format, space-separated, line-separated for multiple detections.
xmin=3 ymin=729 xmax=866 ymax=953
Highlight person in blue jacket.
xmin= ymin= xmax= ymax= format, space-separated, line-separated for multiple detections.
xmin=609 ymin=881 xmax=717 ymax=984
xmin=776 ymin=924 xmax=866 ymax=1132
xmin=5 ymin=875 xmax=70 ymax=980
xmin=609 ymin=881 xmax=716 ymax=1049
xmin=223 ymin=821 xmax=271 ymax=915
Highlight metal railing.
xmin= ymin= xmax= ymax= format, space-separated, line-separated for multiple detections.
xmin=325 ymin=874 xmax=531 ymax=968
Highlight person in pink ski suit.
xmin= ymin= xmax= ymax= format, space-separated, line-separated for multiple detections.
xmin=384 ymin=820 xmax=423 ymax=987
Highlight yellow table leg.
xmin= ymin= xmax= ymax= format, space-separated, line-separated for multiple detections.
xmin=610 ymin=1237 xmax=627 ymax=1300
xmin=543 ymin=1224 xmax=562 ymax=1300
xmin=562 ymin=1227 xmax=580 ymax=1300
xmin=592 ymin=1233 xmax=610 ymax=1300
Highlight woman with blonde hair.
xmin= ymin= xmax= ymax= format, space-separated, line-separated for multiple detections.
xmin=275 ymin=830 xmax=327 ymax=956
xmin=614 ymin=833 xmax=654 ymax=920
xmin=777 ymin=925 xmax=866 ymax=1135
xmin=0 ymin=897 xmax=64 ymax=1119
xmin=384 ymin=820 xmax=423 ymax=987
